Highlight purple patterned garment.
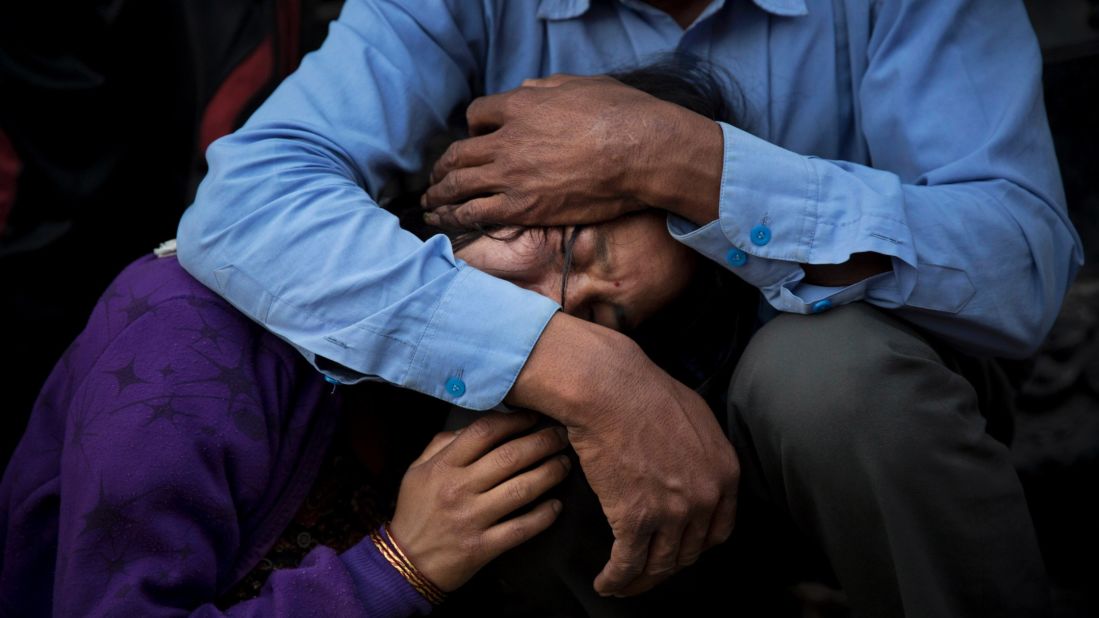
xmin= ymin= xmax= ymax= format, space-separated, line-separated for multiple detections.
xmin=0 ymin=255 xmax=432 ymax=616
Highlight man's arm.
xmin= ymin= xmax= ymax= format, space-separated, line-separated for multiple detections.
xmin=178 ymin=0 xmax=739 ymax=599
xmin=658 ymin=0 xmax=1081 ymax=357
xmin=178 ymin=0 xmax=559 ymax=409
xmin=424 ymin=0 xmax=1083 ymax=358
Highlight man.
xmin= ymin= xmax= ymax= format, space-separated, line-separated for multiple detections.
xmin=177 ymin=0 xmax=1082 ymax=614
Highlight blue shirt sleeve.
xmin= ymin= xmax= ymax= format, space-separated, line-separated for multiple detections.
xmin=671 ymin=0 xmax=1083 ymax=358
xmin=177 ymin=0 xmax=559 ymax=409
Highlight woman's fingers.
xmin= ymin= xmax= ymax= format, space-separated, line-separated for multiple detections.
xmin=466 ymin=426 xmax=568 ymax=491
xmin=477 ymin=453 xmax=572 ymax=523
xmin=481 ymin=498 xmax=563 ymax=554
xmin=438 ymin=412 xmax=538 ymax=467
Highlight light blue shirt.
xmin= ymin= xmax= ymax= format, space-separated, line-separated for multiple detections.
xmin=178 ymin=0 xmax=1083 ymax=410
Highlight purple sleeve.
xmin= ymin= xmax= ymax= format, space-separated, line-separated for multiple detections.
xmin=52 ymin=297 xmax=430 ymax=617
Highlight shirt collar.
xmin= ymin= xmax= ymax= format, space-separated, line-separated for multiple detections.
xmin=536 ymin=0 xmax=807 ymax=21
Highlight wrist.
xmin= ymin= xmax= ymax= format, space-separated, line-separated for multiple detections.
xmin=370 ymin=523 xmax=448 ymax=601
xmin=637 ymin=103 xmax=723 ymax=225
xmin=508 ymin=312 xmax=639 ymax=427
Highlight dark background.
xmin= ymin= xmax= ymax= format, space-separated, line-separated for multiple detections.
xmin=1 ymin=1 xmax=1097 ymax=615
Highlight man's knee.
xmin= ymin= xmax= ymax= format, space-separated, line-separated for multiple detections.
xmin=728 ymin=303 xmax=966 ymax=465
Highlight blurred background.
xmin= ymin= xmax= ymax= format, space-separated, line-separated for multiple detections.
xmin=1 ymin=1 xmax=1096 ymax=615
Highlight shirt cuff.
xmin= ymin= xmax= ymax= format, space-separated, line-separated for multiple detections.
xmin=713 ymin=122 xmax=918 ymax=267
xmin=313 ymin=263 xmax=560 ymax=410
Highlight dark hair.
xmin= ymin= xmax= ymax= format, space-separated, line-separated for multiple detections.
xmin=444 ymin=54 xmax=748 ymax=308
xmin=612 ymin=53 xmax=744 ymax=126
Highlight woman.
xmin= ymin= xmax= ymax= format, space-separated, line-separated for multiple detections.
xmin=0 ymin=58 xmax=748 ymax=616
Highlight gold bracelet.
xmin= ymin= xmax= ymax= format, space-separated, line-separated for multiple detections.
xmin=383 ymin=523 xmax=447 ymax=603
xmin=369 ymin=526 xmax=446 ymax=605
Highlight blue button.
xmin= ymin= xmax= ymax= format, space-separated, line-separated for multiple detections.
xmin=811 ymin=299 xmax=833 ymax=314
xmin=725 ymin=248 xmax=748 ymax=267
xmin=750 ymin=224 xmax=772 ymax=246
xmin=445 ymin=376 xmax=466 ymax=397
xmin=324 ymin=375 xmax=340 ymax=385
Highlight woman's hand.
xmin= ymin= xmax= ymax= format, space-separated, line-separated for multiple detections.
xmin=388 ymin=412 xmax=571 ymax=592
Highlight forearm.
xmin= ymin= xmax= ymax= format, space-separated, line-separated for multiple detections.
xmin=507 ymin=312 xmax=644 ymax=427
xmin=637 ymin=105 xmax=890 ymax=287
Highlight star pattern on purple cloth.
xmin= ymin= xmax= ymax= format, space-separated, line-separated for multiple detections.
xmin=67 ymin=412 xmax=100 ymax=463
xmin=179 ymin=314 xmax=235 ymax=350
xmin=81 ymin=481 xmax=132 ymax=539
xmin=122 ymin=292 xmax=157 ymax=326
xmin=141 ymin=398 xmax=199 ymax=429
xmin=105 ymin=357 xmax=150 ymax=393
xmin=179 ymin=344 xmax=261 ymax=408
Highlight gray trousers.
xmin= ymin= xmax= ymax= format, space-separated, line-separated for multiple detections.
xmin=440 ymin=303 xmax=1049 ymax=617
xmin=725 ymin=303 xmax=1048 ymax=617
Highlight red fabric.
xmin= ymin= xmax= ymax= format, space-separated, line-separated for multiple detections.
xmin=198 ymin=37 xmax=275 ymax=154
xmin=0 ymin=130 xmax=21 ymax=234
xmin=277 ymin=0 xmax=302 ymax=76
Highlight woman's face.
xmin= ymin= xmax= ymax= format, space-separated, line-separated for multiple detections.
xmin=455 ymin=211 xmax=699 ymax=331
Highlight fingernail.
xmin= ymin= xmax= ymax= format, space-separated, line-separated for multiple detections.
xmin=558 ymin=454 xmax=572 ymax=469
xmin=423 ymin=212 xmax=439 ymax=225
xmin=555 ymin=426 xmax=568 ymax=441
xmin=551 ymin=499 xmax=563 ymax=513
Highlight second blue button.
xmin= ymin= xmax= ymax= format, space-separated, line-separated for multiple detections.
xmin=750 ymin=224 xmax=772 ymax=246
xmin=445 ymin=376 xmax=466 ymax=397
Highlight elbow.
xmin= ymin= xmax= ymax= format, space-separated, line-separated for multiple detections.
xmin=176 ymin=136 xmax=239 ymax=279
xmin=175 ymin=205 xmax=205 ymax=277
xmin=994 ymin=311 xmax=1050 ymax=359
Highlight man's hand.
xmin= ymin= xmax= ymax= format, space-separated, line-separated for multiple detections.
xmin=421 ymin=74 xmax=723 ymax=229
xmin=509 ymin=312 xmax=740 ymax=596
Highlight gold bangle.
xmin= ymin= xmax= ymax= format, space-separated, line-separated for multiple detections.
xmin=369 ymin=526 xmax=446 ymax=605
xmin=383 ymin=523 xmax=447 ymax=603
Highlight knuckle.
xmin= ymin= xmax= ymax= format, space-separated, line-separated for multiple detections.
xmin=646 ymin=563 xmax=677 ymax=577
xmin=505 ymin=479 xmax=530 ymax=503
xmin=664 ymin=500 xmax=690 ymax=522
xmin=632 ymin=506 xmax=660 ymax=532
xmin=437 ymin=483 xmax=464 ymax=507
xmin=506 ymin=522 xmax=529 ymax=546
xmin=678 ymin=553 xmax=701 ymax=567
xmin=553 ymin=456 xmax=572 ymax=478
xmin=427 ymin=455 xmax=451 ymax=477
xmin=613 ymin=558 xmax=644 ymax=576
xmin=465 ymin=99 xmax=483 ymax=122
xmin=458 ymin=532 xmax=484 ymax=557
xmin=492 ymin=444 xmax=519 ymax=469
xmin=700 ymin=486 xmax=722 ymax=507
xmin=467 ymin=416 xmax=497 ymax=440
xmin=443 ymin=143 xmax=462 ymax=168
xmin=441 ymin=171 xmax=462 ymax=196
xmin=533 ymin=429 xmax=559 ymax=452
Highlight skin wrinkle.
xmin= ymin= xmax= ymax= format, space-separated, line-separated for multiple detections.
xmin=455 ymin=211 xmax=695 ymax=333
